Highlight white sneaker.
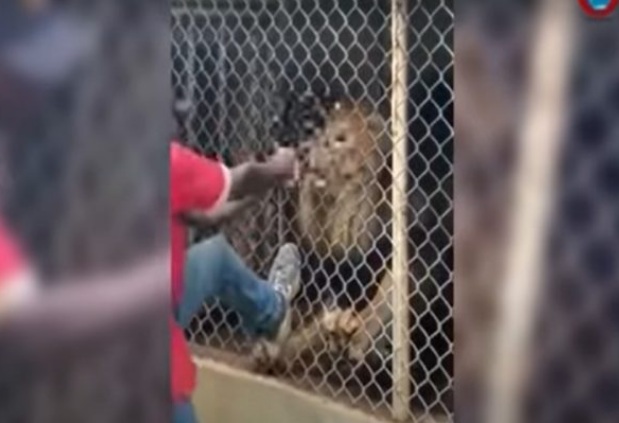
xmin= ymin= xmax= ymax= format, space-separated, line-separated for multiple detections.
xmin=266 ymin=243 xmax=301 ymax=344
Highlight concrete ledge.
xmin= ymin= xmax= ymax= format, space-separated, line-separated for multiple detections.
xmin=191 ymin=357 xmax=393 ymax=423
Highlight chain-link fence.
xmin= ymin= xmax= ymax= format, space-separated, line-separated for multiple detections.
xmin=526 ymin=6 xmax=619 ymax=423
xmin=171 ymin=1 xmax=453 ymax=421
xmin=0 ymin=2 xmax=170 ymax=422
xmin=457 ymin=2 xmax=619 ymax=423
xmin=455 ymin=2 xmax=535 ymax=421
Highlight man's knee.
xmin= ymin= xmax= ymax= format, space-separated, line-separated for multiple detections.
xmin=186 ymin=234 xmax=229 ymax=260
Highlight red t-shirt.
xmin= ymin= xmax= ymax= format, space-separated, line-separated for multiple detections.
xmin=0 ymin=219 xmax=25 ymax=282
xmin=0 ymin=218 xmax=37 ymax=315
xmin=169 ymin=142 xmax=230 ymax=401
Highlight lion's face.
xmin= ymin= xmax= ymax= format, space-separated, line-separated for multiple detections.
xmin=298 ymin=101 xmax=383 ymax=191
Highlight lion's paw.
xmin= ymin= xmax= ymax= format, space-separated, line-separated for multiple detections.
xmin=321 ymin=308 xmax=361 ymax=354
xmin=251 ymin=340 xmax=281 ymax=373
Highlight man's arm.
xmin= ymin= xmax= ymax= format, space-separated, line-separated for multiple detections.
xmin=227 ymin=148 xmax=297 ymax=200
xmin=171 ymin=144 xmax=295 ymax=217
xmin=179 ymin=196 xmax=257 ymax=230
xmin=0 ymin=249 xmax=169 ymax=354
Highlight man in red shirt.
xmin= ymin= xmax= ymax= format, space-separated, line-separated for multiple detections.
xmin=170 ymin=138 xmax=301 ymax=422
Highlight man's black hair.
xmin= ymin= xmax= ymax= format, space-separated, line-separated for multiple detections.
xmin=172 ymin=97 xmax=191 ymax=143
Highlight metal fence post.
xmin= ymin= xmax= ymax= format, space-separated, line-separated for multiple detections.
xmin=486 ymin=1 xmax=574 ymax=422
xmin=391 ymin=0 xmax=410 ymax=420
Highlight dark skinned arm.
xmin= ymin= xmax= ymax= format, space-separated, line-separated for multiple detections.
xmin=226 ymin=162 xmax=287 ymax=200
xmin=226 ymin=147 xmax=297 ymax=200
xmin=179 ymin=196 xmax=258 ymax=230
xmin=182 ymin=148 xmax=296 ymax=229
xmin=0 ymin=249 xmax=169 ymax=354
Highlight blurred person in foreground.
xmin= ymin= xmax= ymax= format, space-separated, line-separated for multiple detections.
xmin=170 ymin=100 xmax=302 ymax=423
xmin=0 ymin=218 xmax=39 ymax=321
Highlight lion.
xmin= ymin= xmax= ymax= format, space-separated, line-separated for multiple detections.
xmin=250 ymin=92 xmax=453 ymax=412
xmin=253 ymin=96 xmax=395 ymax=366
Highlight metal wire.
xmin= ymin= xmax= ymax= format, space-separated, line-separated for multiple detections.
xmin=457 ymin=2 xmax=619 ymax=423
xmin=526 ymin=7 xmax=619 ymax=423
xmin=171 ymin=1 xmax=454 ymax=421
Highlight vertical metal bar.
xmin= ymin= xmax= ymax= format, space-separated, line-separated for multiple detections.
xmin=486 ymin=1 xmax=574 ymax=423
xmin=390 ymin=0 xmax=410 ymax=420
xmin=185 ymin=12 xmax=197 ymax=244
xmin=187 ymin=25 xmax=197 ymax=147
xmin=216 ymin=24 xmax=227 ymax=153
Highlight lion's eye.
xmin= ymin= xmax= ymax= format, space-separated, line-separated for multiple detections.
xmin=335 ymin=134 xmax=346 ymax=143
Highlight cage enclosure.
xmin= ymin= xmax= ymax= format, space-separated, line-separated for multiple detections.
xmin=171 ymin=0 xmax=453 ymax=421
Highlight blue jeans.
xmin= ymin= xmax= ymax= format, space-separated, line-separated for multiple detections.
xmin=173 ymin=400 xmax=199 ymax=423
xmin=173 ymin=235 xmax=284 ymax=423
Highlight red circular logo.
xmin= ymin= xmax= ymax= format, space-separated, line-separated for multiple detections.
xmin=579 ymin=0 xmax=619 ymax=18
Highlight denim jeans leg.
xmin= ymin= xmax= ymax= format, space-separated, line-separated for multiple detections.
xmin=173 ymin=400 xmax=199 ymax=423
xmin=176 ymin=235 xmax=283 ymax=338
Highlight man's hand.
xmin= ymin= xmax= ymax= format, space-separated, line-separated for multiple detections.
xmin=265 ymin=147 xmax=298 ymax=181
xmin=228 ymin=146 xmax=299 ymax=200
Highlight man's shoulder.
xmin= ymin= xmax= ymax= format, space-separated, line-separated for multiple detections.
xmin=169 ymin=141 xmax=230 ymax=213
xmin=170 ymin=141 xmax=195 ymax=160
xmin=170 ymin=142 xmax=221 ymax=168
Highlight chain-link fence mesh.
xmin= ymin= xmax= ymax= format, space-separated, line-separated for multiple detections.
xmin=457 ymin=2 xmax=619 ymax=423
xmin=0 ymin=2 xmax=170 ymax=422
xmin=5 ymin=1 xmax=616 ymax=422
xmin=455 ymin=2 xmax=535 ymax=421
xmin=526 ymin=7 xmax=619 ymax=423
xmin=171 ymin=1 xmax=453 ymax=421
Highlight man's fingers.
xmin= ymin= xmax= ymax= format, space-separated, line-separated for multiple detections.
xmin=293 ymin=157 xmax=302 ymax=183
